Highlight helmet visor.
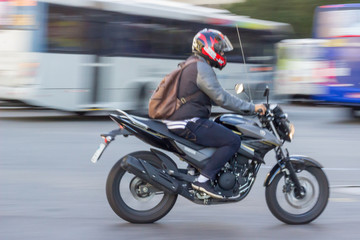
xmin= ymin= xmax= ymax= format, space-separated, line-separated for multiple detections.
xmin=214 ymin=35 xmax=233 ymax=53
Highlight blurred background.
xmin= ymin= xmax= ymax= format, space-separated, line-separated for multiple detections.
xmin=1 ymin=0 xmax=359 ymax=117
xmin=1 ymin=1 xmax=360 ymax=240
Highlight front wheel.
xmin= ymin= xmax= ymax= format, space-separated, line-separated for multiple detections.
xmin=265 ymin=166 xmax=329 ymax=224
xmin=106 ymin=151 xmax=178 ymax=223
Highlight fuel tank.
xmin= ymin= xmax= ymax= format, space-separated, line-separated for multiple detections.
xmin=214 ymin=114 xmax=282 ymax=146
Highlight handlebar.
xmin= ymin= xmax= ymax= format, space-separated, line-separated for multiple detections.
xmin=255 ymin=103 xmax=268 ymax=116
xmin=256 ymin=109 xmax=264 ymax=114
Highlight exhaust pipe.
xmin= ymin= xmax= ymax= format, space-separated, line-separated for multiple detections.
xmin=120 ymin=155 xmax=180 ymax=194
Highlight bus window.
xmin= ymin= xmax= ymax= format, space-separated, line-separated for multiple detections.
xmin=102 ymin=13 xmax=196 ymax=58
xmin=46 ymin=4 xmax=106 ymax=54
xmin=100 ymin=12 xmax=276 ymax=62
xmin=219 ymin=27 xmax=276 ymax=64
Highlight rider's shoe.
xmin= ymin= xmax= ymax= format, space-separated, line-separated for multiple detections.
xmin=192 ymin=181 xmax=224 ymax=199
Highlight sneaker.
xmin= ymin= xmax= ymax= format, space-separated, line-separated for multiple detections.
xmin=187 ymin=167 xmax=196 ymax=176
xmin=192 ymin=181 xmax=224 ymax=199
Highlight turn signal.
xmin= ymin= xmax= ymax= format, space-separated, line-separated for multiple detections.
xmin=289 ymin=123 xmax=295 ymax=140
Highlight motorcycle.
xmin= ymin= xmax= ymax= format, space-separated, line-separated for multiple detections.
xmin=91 ymin=87 xmax=329 ymax=224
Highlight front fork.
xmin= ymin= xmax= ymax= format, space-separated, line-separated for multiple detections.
xmin=276 ymin=147 xmax=306 ymax=199
xmin=268 ymin=117 xmax=305 ymax=199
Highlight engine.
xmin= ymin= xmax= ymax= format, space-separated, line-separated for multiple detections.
xmin=218 ymin=172 xmax=236 ymax=190
xmin=216 ymin=154 xmax=249 ymax=192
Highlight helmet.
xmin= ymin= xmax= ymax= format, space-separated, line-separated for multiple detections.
xmin=192 ymin=28 xmax=233 ymax=70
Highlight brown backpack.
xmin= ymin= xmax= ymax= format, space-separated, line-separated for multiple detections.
xmin=148 ymin=59 xmax=200 ymax=119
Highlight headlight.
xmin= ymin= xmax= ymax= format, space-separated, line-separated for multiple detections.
xmin=272 ymin=105 xmax=295 ymax=142
xmin=275 ymin=118 xmax=294 ymax=142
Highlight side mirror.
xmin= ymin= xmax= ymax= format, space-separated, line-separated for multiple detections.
xmin=263 ymin=86 xmax=270 ymax=106
xmin=263 ymin=86 xmax=269 ymax=97
xmin=235 ymin=83 xmax=244 ymax=94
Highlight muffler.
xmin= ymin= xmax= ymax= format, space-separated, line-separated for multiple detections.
xmin=120 ymin=155 xmax=180 ymax=194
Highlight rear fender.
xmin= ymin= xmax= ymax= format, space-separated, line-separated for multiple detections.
xmin=101 ymin=128 xmax=132 ymax=139
xmin=263 ymin=155 xmax=323 ymax=187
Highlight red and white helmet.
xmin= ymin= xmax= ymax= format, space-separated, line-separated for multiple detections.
xmin=192 ymin=28 xmax=233 ymax=70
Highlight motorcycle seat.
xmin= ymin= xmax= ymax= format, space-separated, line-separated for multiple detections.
xmin=132 ymin=116 xmax=205 ymax=151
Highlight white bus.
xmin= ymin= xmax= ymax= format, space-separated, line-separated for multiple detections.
xmin=0 ymin=0 xmax=292 ymax=113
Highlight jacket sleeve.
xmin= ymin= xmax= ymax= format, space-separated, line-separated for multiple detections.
xmin=196 ymin=61 xmax=255 ymax=114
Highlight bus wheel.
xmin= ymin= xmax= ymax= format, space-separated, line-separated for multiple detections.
xmin=137 ymin=83 xmax=151 ymax=110
xmin=350 ymin=107 xmax=360 ymax=119
xmin=75 ymin=111 xmax=87 ymax=116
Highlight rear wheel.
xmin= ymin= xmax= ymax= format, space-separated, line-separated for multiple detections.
xmin=265 ymin=166 xmax=329 ymax=224
xmin=106 ymin=151 xmax=178 ymax=223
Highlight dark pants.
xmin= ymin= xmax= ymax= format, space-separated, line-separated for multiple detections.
xmin=170 ymin=118 xmax=241 ymax=179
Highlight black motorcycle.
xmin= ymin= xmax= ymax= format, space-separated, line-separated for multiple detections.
xmin=91 ymin=88 xmax=329 ymax=224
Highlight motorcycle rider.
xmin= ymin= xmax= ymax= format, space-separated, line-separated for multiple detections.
xmin=164 ymin=28 xmax=266 ymax=199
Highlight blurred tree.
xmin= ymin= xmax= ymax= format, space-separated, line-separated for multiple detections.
xmin=223 ymin=0 xmax=360 ymax=38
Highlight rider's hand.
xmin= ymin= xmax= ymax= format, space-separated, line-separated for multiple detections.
xmin=255 ymin=104 xmax=266 ymax=115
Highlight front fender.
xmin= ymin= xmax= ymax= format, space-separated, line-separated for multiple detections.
xmin=263 ymin=155 xmax=323 ymax=187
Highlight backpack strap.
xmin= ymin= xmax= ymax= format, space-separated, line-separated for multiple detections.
xmin=176 ymin=58 xmax=202 ymax=108
xmin=178 ymin=91 xmax=202 ymax=106
xmin=178 ymin=58 xmax=200 ymax=69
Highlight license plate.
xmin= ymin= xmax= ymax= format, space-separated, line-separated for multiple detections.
xmin=91 ymin=142 xmax=108 ymax=163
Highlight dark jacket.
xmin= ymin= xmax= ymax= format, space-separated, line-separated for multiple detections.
xmin=168 ymin=55 xmax=255 ymax=120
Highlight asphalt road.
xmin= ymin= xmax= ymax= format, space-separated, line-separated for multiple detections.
xmin=1 ymin=105 xmax=360 ymax=240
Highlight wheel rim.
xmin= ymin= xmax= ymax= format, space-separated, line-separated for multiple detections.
xmin=285 ymin=177 xmax=316 ymax=209
xmin=129 ymin=177 xmax=156 ymax=202
xmin=119 ymin=171 xmax=166 ymax=211
xmin=276 ymin=171 xmax=320 ymax=215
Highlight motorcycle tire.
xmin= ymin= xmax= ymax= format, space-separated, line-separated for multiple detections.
xmin=265 ymin=166 xmax=329 ymax=224
xmin=106 ymin=151 xmax=178 ymax=223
